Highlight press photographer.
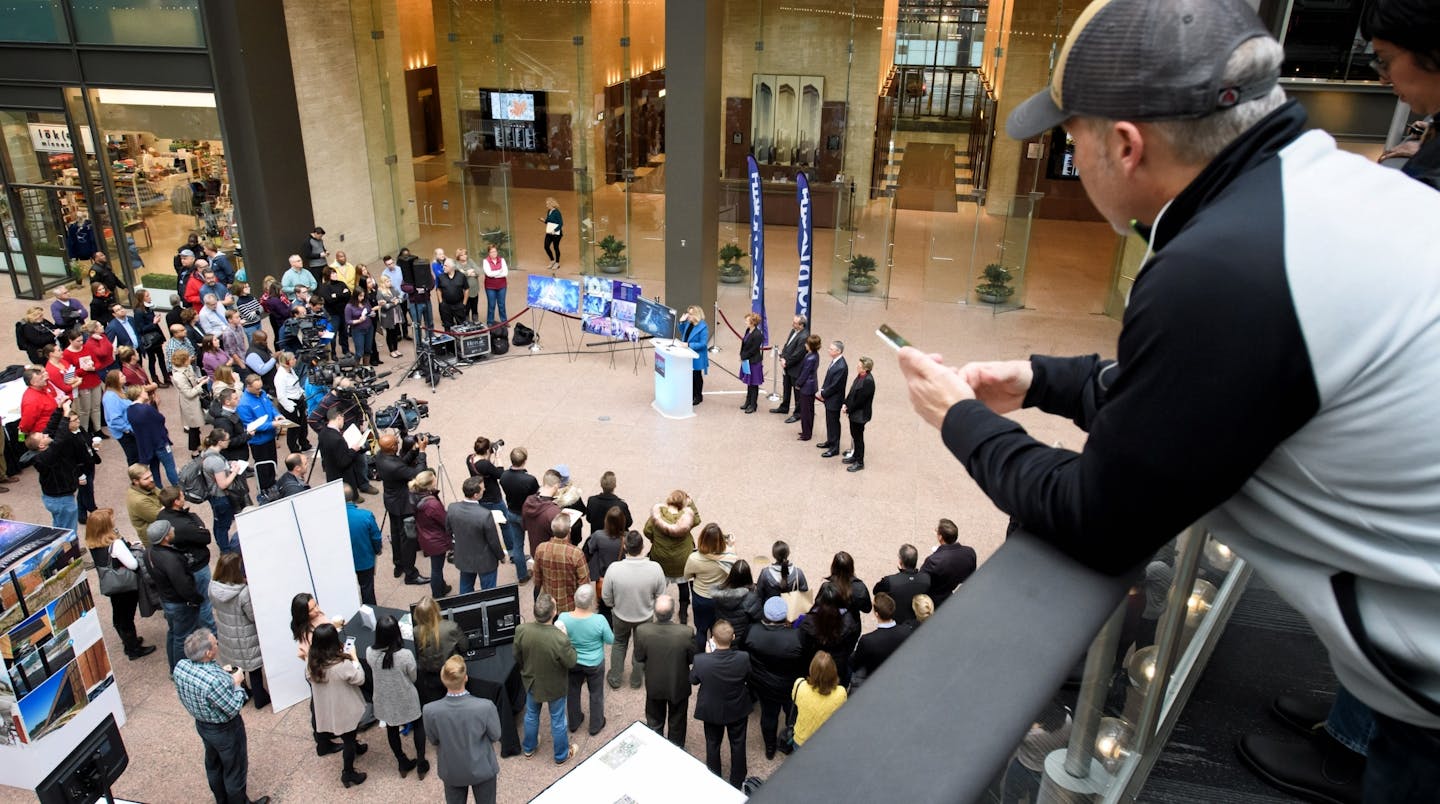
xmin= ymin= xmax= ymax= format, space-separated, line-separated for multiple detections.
xmin=464 ymin=437 xmax=511 ymax=542
xmin=375 ymin=430 xmax=432 ymax=586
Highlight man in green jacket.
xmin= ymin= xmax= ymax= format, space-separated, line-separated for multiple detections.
xmin=515 ymin=592 xmax=578 ymax=763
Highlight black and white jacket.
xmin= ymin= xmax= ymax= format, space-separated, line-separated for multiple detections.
xmin=943 ymin=102 xmax=1440 ymax=729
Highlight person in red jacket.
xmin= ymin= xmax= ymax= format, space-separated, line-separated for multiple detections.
xmin=62 ymin=329 xmax=104 ymax=436
xmin=19 ymin=365 xmax=61 ymax=436
xmin=183 ymin=268 xmax=206 ymax=312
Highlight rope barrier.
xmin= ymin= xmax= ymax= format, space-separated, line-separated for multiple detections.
xmin=715 ymin=307 xmax=773 ymax=351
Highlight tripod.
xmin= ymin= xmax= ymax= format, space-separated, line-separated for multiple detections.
xmin=398 ymin=335 xmax=462 ymax=391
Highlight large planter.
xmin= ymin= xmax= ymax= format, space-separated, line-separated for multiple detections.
xmin=976 ymin=291 xmax=1008 ymax=304
xmin=848 ymin=280 xmax=876 ymax=294
xmin=718 ymin=268 xmax=746 ymax=284
xmin=597 ymin=260 xmax=628 ymax=275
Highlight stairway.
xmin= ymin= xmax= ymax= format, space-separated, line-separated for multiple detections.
xmin=883 ymin=137 xmax=979 ymax=210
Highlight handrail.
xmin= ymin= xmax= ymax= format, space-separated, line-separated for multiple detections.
xmin=751 ymin=530 xmax=1140 ymax=804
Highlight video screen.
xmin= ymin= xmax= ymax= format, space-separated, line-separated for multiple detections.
xmin=470 ymin=88 xmax=549 ymax=153
xmin=526 ymin=275 xmax=582 ymax=316
xmin=436 ymin=585 xmax=521 ymax=648
xmin=582 ymin=278 xmax=643 ymax=339
xmin=635 ymin=297 xmax=677 ymax=340
xmin=489 ymin=92 xmax=536 ymax=122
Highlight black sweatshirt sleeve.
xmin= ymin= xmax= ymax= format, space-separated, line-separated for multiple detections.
xmin=942 ymin=246 xmax=1319 ymax=574
xmin=1022 ymin=354 xmax=1115 ymax=431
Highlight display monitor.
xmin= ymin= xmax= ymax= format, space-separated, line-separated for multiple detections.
xmin=472 ymin=88 xmax=549 ymax=153
xmin=526 ymin=274 xmax=582 ymax=316
xmin=436 ymin=585 xmax=521 ymax=649
xmin=635 ymin=297 xmax=677 ymax=340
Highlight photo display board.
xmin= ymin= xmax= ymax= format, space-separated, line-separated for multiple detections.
xmin=526 ymin=275 xmax=582 ymax=316
xmin=582 ymin=277 xmax=642 ymax=340
xmin=0 ymin=519 xmax=124 ymax=790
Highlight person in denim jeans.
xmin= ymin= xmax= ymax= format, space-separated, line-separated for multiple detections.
xmin=22 ymin=405 xmax=82 ymax=533
xmin=515 ymin=594 xmax=577 ymax=763
xmin=200 ymin=430 xmax=241 ymax=553
xmin=146 ymin=520 xmax=216 ymax=669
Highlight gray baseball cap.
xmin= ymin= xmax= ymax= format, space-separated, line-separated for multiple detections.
xmin=1006 ymin=0 xmax=1278 ymax=140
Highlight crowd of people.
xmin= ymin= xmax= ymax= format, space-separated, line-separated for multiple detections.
xmin=6 ymin=228 xmax=977 ymax=802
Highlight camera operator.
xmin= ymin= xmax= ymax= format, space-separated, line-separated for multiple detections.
xmin=276 ymin=304 xmax=309 ymax=353
xmin=309 ymin=378 xmax=377 ymax=494
xmin=464 ymin=436 xmax=511 ymax=539
xmin=375 ymin=431 xmax=430 ymax=586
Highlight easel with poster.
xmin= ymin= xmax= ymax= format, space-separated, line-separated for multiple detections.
xmin=0 ymin=518 xmax=124 ymax=792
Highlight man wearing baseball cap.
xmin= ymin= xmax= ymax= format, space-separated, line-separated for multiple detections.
xmin=897 ymin=0 xmax=1440 ymax=799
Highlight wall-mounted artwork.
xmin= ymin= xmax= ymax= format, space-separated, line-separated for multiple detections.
xmin=752 ymin=75 xmax=824 ymax=166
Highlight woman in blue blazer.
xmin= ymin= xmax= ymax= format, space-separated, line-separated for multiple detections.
xmin=680 ymin=305 xmax=710 ymax=406
xmin=795 ymin=334 xmax=821 ymax=440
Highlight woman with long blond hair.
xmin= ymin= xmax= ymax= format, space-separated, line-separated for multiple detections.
xmin=541 ymin=197 xmax=563 ymax=270
xmin=410 ymin=595 xmax=468 ymax=707
xmin=83 ymin=508 xmax=154 ymax=659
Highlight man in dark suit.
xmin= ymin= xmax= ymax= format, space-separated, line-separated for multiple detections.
xmin=448 ymin=476 xmax=506 ymax=592
xmin=850 ymin=593 xmax=912 ymax=690
xmin=105 ymin=303 xmax=141 ymax=350
xmin=317 ymin=405 xmax=368 ymax=494
xmin=690 ymin=619 xmax=753 ymax=789
xmin=375 ymin=431 xmax=429 ymax=585
xmin=873 ymin=544 xmax=931 ymax=625
xmin=842 ymin=356 xmax=875 ymax=471
xmin=423 ymin=656 xmax=502 ymax=804
xmin=771 ymin=314 xmax=810 ymax=419
xmin=818 ymin=340 xmax=848 ymax=457
xmin=633 ymin=595 xmax=695 ymax=747
xmin=920 ymin=518 xmax=977 ymax=608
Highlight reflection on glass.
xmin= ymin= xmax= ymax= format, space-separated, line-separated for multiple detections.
xmin=1273 ymin=0 xmax=1371 ymax=80
xmin=1203 ymin=537 xmax=1236 ymax=572
xmin=0 ymin=110 xmax=84 ymax=188
xmin=1094 ymin=716 xmax=1135 ymax=773
xmin=72 ymin=0 xmax=204 ymax=47
xmin=15 ymin=188 xmax=73 ymax=282
xmin=1 ymin=0 xmax=67 ymax=43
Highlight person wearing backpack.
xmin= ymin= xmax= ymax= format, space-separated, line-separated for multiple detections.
xmin=183 ymin=430 xmax=242 ymax=553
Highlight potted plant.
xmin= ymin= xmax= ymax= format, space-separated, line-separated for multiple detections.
xmin=846 ymin=254 xmax=879 ymax=293
xmin=138 ymin=272 xmax=180 ymax=310
xmin=482 ymin=229 xmax=511 ymax=259
xmin=596 ymin=235 xmax=628 ymax=274
xmin=975 ymin=263 xmax=1016 ymax=304
xmin=718 ymin=243 xmax=747 ymax=284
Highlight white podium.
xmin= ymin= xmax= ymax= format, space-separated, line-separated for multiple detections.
xmin=652 ymin=339 xmax=698 ymax=419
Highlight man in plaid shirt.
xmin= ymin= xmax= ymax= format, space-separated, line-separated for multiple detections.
xmin=534 ymin=514 xmax=589 ymax=613
xmin=173 ymin=628 xmax=269 ymax=804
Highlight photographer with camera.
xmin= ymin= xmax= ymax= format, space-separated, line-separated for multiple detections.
xmin=375 ymin=431 xmax=431 ymax=586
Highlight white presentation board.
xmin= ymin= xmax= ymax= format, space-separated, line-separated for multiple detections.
xmin=532 ymin=721 xmax=747 ymax=804
xmin=235 ymin=480 xmax=358 ymax=713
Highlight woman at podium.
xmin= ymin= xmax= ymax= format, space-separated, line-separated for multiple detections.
xmin=680 ymin=306 xmax=710 ymax=406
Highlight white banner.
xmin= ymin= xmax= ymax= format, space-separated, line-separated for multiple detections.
xmin=27 ymin=123 xmax=95 ymax=155
xmin=235 ymin=480 xmax=358 ymax=713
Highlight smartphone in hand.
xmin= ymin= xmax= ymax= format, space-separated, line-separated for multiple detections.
xmin=876 ymin=324 xmax=911 ymax=351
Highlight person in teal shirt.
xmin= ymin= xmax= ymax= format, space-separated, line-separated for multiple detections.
xmin=558 ymin=583 xmax=614 ymax=736
xmin=345 ymin=484 xmax=384 ymax=605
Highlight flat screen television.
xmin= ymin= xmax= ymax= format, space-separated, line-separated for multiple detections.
xmin=635 ymin=297 xmax=677 ymax=340
xmin=582 ymin=278 xmax=643 ymax=339
xmin=526 ymin=274 xmax=582 ymax=316
xmin=476 ymin=88 xmax=549 ymax=153
xmin=434 ymin=585 xmax=521 ymax=648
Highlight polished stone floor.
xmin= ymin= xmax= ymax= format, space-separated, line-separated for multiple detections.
xmin=0 ymin=196 xmax=1120 ymax=802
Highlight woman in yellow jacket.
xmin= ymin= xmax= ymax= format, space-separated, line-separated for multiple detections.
xmin=792 ymin=650 xmax=847 ymax=747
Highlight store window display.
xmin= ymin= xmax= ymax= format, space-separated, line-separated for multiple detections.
xmin=86 ymin=90 xmax=241 ymax=286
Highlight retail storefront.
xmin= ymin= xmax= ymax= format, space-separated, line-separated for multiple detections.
xmin=0 ymin=0 xmax=309 ymax=303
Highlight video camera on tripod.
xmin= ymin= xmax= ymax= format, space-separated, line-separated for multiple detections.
xmin=375 ymin=393 xmax=440 ymax=446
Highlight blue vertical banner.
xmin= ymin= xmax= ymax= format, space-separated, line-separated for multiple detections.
xmin=795 ymin=172 xmax=813 ymax=323
xmin=746 ymin=155 xmax=769 ymax=346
